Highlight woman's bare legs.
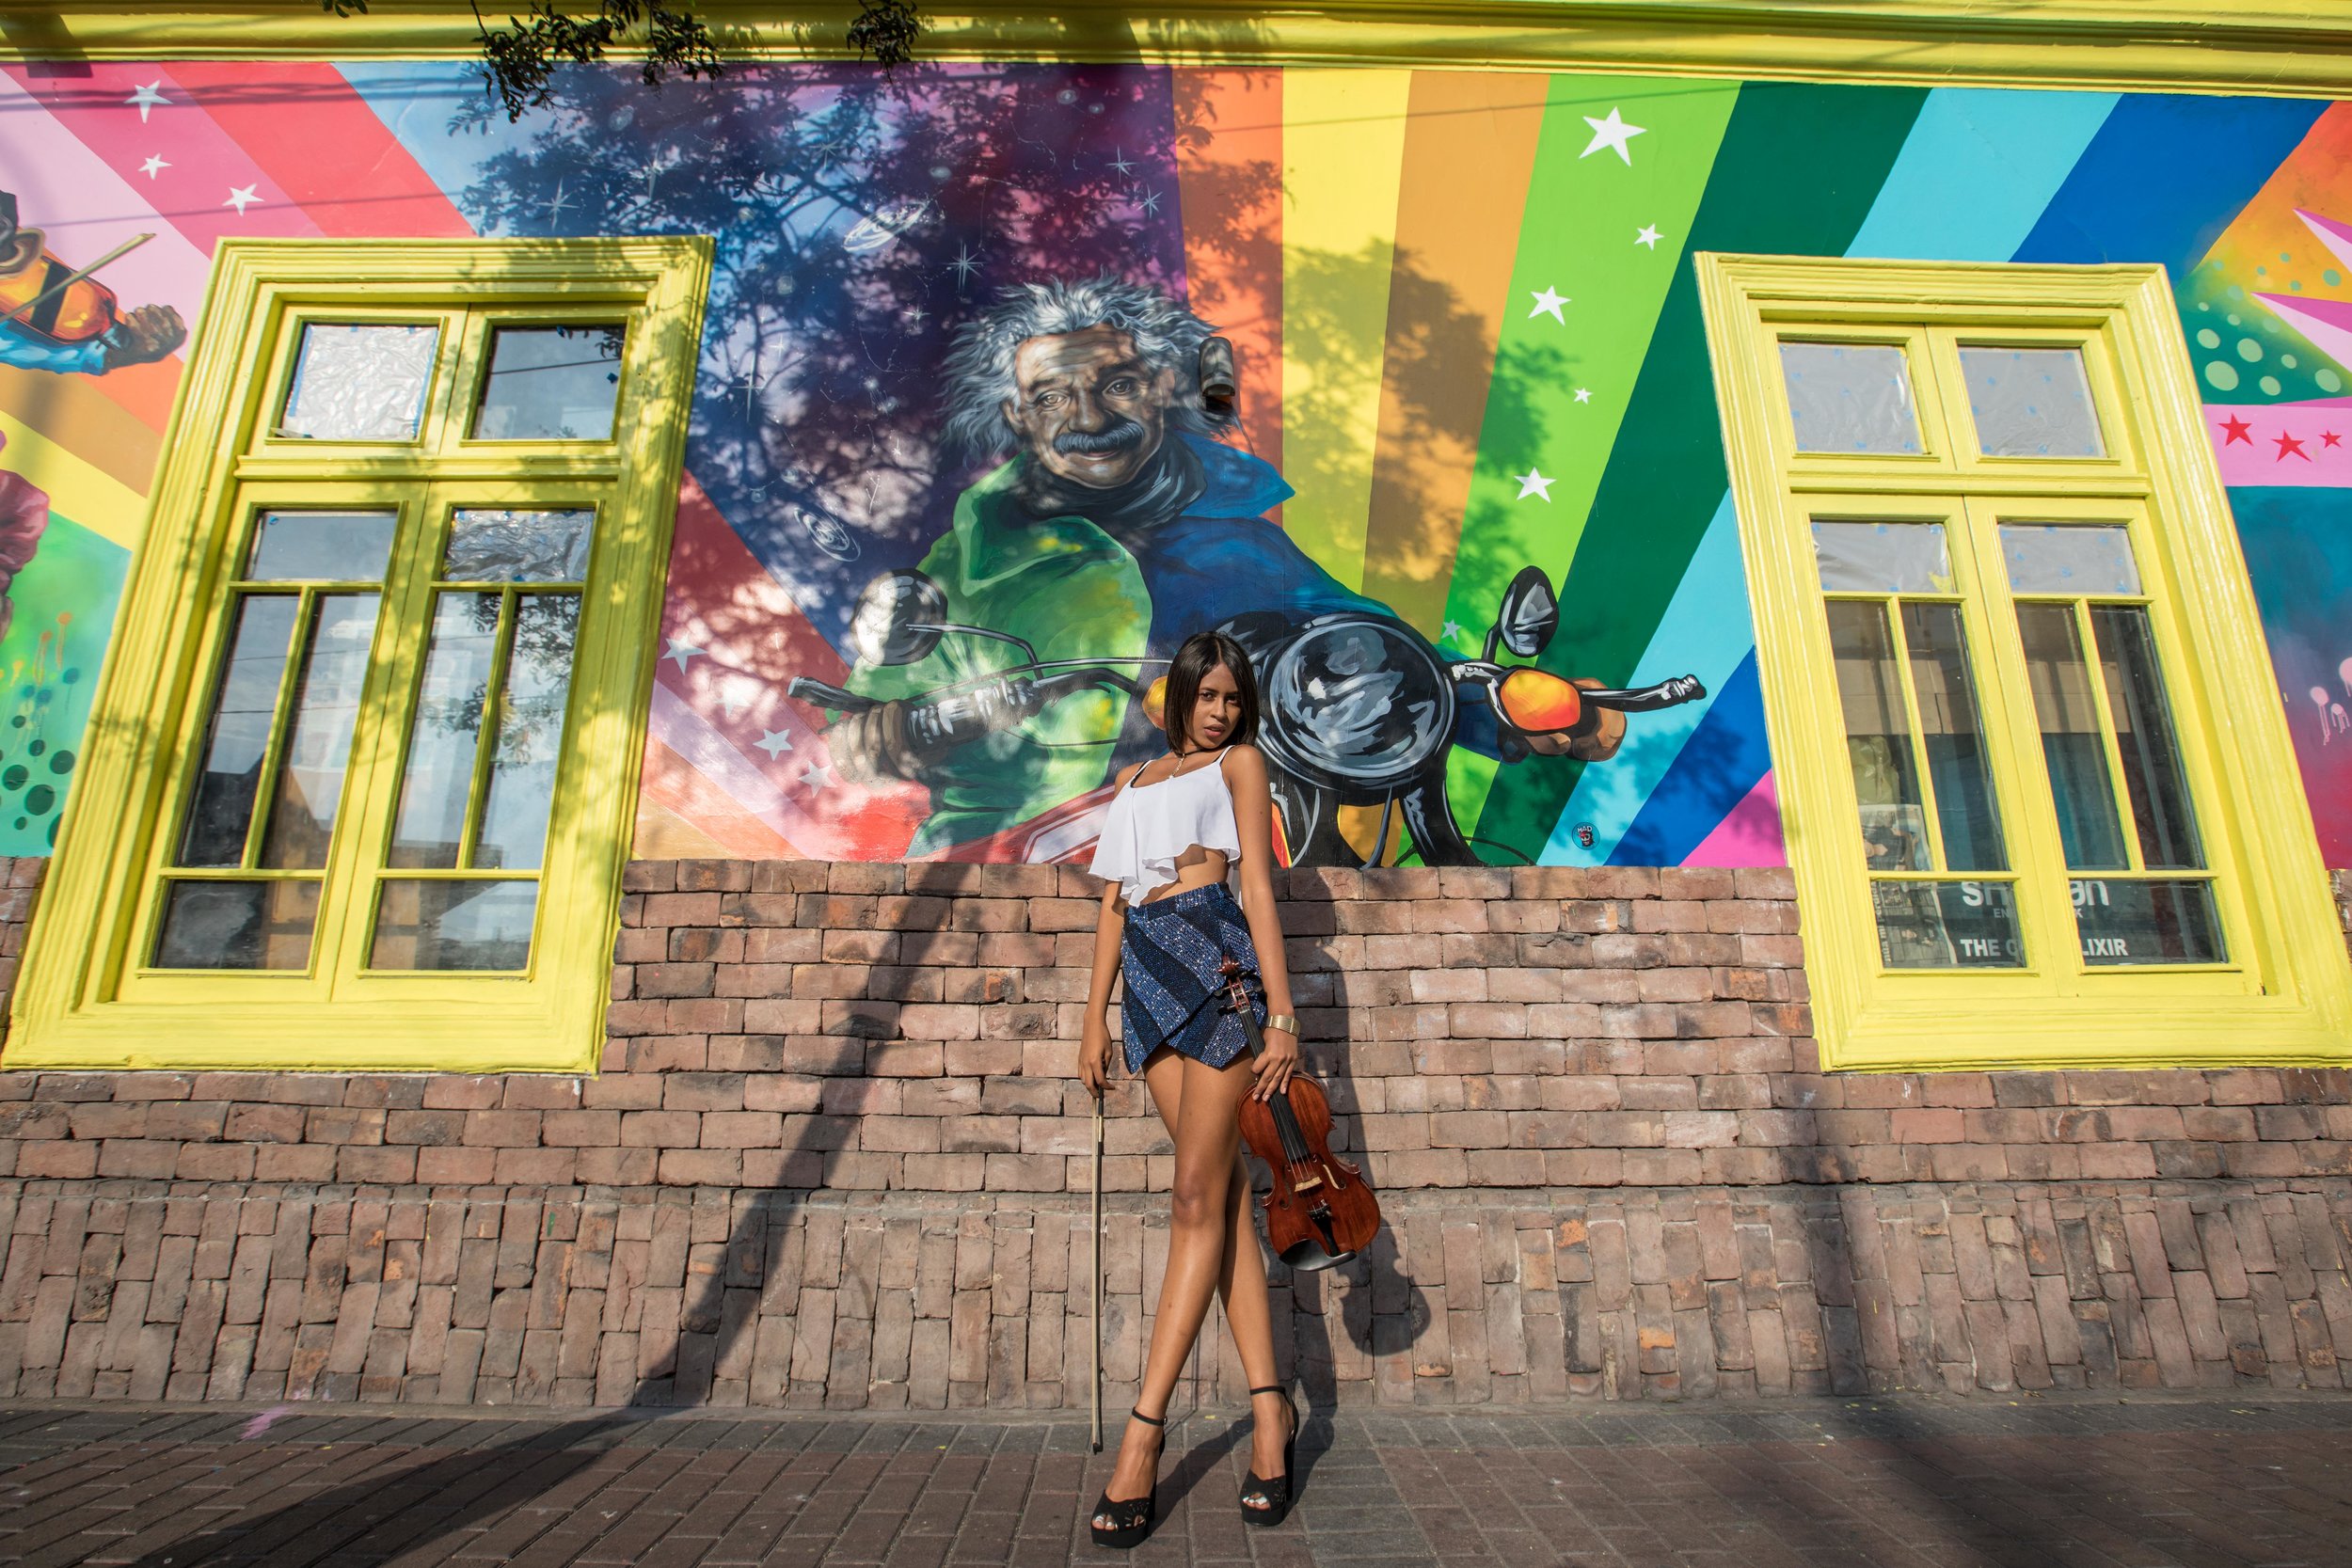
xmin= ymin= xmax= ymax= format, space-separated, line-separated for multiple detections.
xmin=1097 ymin=1048 xmax=1270 ymax=1514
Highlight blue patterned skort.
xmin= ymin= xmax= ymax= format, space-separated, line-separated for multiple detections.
xmin=1119 ymin=881 xmax=1267 ymax=1075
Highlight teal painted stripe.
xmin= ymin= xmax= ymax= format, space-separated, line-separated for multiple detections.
xmin=1848 ymin=88 xmax=2121 ymax=262
xmin=1536 ymin=86 xmax=2121 ymax=865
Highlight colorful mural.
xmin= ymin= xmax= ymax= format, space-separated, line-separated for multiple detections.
xmin=1 ymin=62 xmax=2349 ymax=864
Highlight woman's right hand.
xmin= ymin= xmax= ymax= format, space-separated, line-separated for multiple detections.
xmin=1078 ymin=1013 xmax=1114 ymax=1099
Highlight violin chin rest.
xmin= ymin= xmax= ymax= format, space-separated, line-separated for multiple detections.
xmin=1278 ymin=1240 xmax=1356 ymax=1273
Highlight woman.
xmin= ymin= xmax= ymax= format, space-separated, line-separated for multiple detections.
xmin=1077 ymin=630 xmax=1305 ymax=1548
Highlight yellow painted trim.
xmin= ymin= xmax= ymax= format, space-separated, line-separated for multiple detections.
xmin=1 ymin=2 xmax=2349 ymax=96
xmin=7 ymin=235 xmax=712 ymax=1073
xmin=1697 ymin=252 xmax=2352 ymax=1072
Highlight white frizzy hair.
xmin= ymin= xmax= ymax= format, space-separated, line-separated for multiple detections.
xmin=940 ymin=274 xmax=1232 ymax=462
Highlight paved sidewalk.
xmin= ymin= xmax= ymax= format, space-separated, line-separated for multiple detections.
xmin=2 ymin=1393 xmax=2349 ymax=1567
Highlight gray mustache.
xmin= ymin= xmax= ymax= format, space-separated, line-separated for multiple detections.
xmin=1055 ymin=418 xmax=1146 ymax=455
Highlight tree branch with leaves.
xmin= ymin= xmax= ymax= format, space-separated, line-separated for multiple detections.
xmin=325 ymin=0 xmax=923 ymax=121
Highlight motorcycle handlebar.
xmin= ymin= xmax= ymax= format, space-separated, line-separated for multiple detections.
xmin=786 ymin=676 xmax=879 ymax=714
xmin=1575 ymin=675 xmax=1706 ymax=713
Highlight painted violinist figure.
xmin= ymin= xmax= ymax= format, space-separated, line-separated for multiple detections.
xmin=0 ymin=193 xmax=184 ymax=378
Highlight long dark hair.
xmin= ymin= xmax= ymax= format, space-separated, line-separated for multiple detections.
xmin=1161 ymin=631 xmax=1259 ymax=754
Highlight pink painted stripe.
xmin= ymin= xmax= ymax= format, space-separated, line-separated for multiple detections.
xmin=0 ymin=72 xmax=214 ymax=323
xmin=1681 ymin=770 xmax=1786 ymax=868
xmin=2206 ymin=400 xmax=2352 ymax=488
xmin=6 ymin=63 xmax=324 ymax=258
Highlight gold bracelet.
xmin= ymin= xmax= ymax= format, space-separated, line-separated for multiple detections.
xmin=1265 ymin=1014 xmax=1299 ymax=1037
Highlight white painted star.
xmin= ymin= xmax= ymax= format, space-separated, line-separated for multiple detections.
xmin=223 ymin=184 xmax=261 ymax=216
xmin=1635 ymin=224 xmax=1662 ymax=249
xmin=719 ymin=690 xmax=750 ymax=720
xmin=904 ymin=303 xmax=928 ymax=329
xmin=1107 ymin=147 xmax=1138 ymax=178
xmin=1133 ymin=187 xmax=1162 ymax=217
xmin=1513 ymin=467 xmax=1556 ymax=502
xmin=138 ymin=154 xmax=169 ymax=181
xmin=755 ymin=729 xmax=796 ymax=760
xmin=663 ymin=639 xmax=705 ymax=673
xmin=1581 ymin=108 xmax=1646 ymax=166
xmin=1440 ymin=620 xmax=1468 ymax=644
xmin=1574 ymin=388 xmax=1594 ymax=404
xmin=1528 ymin=286 xmax=1570 ymax=324
xmin=946 ymin=243 xmax=982 ymax=287
xmin=798 ymin=760 xmax=837 ymax=793
xmin=125 ymin=81 xmax=167 ymax=121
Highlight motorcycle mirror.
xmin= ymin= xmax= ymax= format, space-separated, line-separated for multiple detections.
xmin=1489 ymin=565 xmax=1560 ymax=661
xmin=847 ymin=569 xmax=950 ymax=666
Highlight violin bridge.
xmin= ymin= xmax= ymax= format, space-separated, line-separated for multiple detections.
xmin=1290 ymin=1171 xmax=1325 ymax=1195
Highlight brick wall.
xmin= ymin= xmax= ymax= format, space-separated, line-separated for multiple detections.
xmin=0 ymin=856 xmax=2348 ymax=1406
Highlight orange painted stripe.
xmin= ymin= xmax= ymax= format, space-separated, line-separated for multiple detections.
xmin=0 ymin=362 xmax=165 ymax=497
xmin=1174 ymin=69 xmax=1284 ymax=500
xmin=1359 ymin=71 xmax=1551 ymax=633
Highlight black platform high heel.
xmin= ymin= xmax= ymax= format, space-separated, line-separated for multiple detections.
xmin=1239 ymin=1384 xmax=1298 ymax=1527
xmin=1090 ymin=1408 xmax=1164 ymax=1550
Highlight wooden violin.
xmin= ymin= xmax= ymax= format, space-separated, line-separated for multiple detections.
xmin=0 ymin=232 xmax=153 ymax=348
xmin=1218 ymin=956 xmax=1381 ymax=1272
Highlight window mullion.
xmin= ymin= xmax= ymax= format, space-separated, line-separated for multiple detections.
xmin=1883 ymin=595 xmax=1948 ymax=875
xmin=235 ymin=585 xmax=314 ymax=872
xmin=456 ymin=587 xmax=521 ymax=872
xmin=1950 ymin=497 xmax=2073 ymax=986
xmin=2074 ymin=596 xmax=2147 ymax=875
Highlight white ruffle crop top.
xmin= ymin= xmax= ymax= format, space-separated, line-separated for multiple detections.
xmin=1088 ymin=750 xmax=1243 ymax=907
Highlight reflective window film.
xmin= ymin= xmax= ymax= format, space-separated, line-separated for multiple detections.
xmin=1901 ymin=602 xmax=2006 ymax=873
xmin=257 ymin=594 xmax=380 ymax=871
xmin=2091 ymin=606 xmax=2205 ymax=871
xmin=152 ymin=878 xmax=319 ymax=970
xmin=278 ymin=324 xmax=438 ymax=442
xmin=444 ymin=508 xmax=595 ymax=582
xmin=2001 ymin=524 xmax=2140 ymax=597
xmin=245 ymin=511 xmax=399 ymax=584
xmin=472 ymin=594 xmax=579 ymax=872
xmin=1872 ymin=879 xmax=2025 ymax=969
xmin=175 ymin=596 xmax=299 ymax=867
xmin=2016 ymin=603 xmax=2129 ymax=870
xmin=1813 ymin=521 xmax=1952 ymax=595
xmin=2072 ymin=878 xmax=2225 ymax=966
xmin=1960 ymin=345 xmax=2105 ymax=458
xmin=370 ymin=879 xmax=538 ymax=971
xmin=1825 ymin=600 xmax=1929 ymax=871
xmin=469 ymin=325 xmax=626 ymax=441
xmin=1780 ymin=341 xmax=1923 ymax=454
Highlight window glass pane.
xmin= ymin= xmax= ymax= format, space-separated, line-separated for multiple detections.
xmin=370 ymin=879 xmax=537 ymax=971
xmin=2091 ymin=606 xmax=2204 ymax=871
xmin=2000 ymin=524 xmax=2140 ymax=597
xmin=387 ymin=593 xmax=499 ymax=870
xmin=152 ymin=879 xmax=318 ymax=970
xmin=1960 ymin=346 xmax=2105 ymax=458
xmin=1825 ymin=600 xmax=1929 ymax=871
xmin=278 ymin=324 xmax=437 ymax=441
xmin=1872 ymin=880 xmax=2024 ymax=969
xmin=1779 ymin=341 xmax=1922 ymax=454
xmin=1813 ymin=521 xmax=1951 ymax=594
xmin=246 ymin=511 xmax=399 ymax=584
xmin=2016 ymin=604 xmax=2129 ymax=870
xmin=2073 ymin=878 xmax=2225 ymax=966
xmin=259 ymin=594 xmax=380 ymax=870
xmin=1901 ymin=603 xmax=2005 ymax=872
xmin=445 ymin=509 xmax=594 ymax=582
xmin=473 ymin=594 xmax=579 ymax=872
xmin=176 ymin=595 xmax=299 ymax=867
xmin=469 ymin=325 xmax=625 ymax=441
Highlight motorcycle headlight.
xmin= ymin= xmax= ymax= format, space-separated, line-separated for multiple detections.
xmin=1248 ymin=615 xmax=1454 ymax=794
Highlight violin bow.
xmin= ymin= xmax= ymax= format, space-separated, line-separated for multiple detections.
xmin=0 ymin=232 xmax=154 ymax=332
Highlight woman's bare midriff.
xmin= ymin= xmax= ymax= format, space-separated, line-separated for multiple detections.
xmin=1135 ymin=847 xmax=1231 ymax=906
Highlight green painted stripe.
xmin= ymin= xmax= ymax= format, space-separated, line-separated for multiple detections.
xmin=1442 ymin=76 xmax=1738 ymax=832
xmin=1472 ymin=81 xmax=1930 ymax=863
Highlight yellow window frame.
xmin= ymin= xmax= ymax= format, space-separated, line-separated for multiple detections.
xmin=7 ymin=237 xmax=712 ymax=1073
xmin=1697 ymin=254 xmax=2352 ymax=1072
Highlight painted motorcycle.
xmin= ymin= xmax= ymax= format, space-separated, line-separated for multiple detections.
xmin=787 ymin=565 xmax=1704 ymax=867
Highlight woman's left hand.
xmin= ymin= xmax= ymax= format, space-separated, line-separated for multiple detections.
xmin=1251 ymin=1024 xmax=1300 ymax=1101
